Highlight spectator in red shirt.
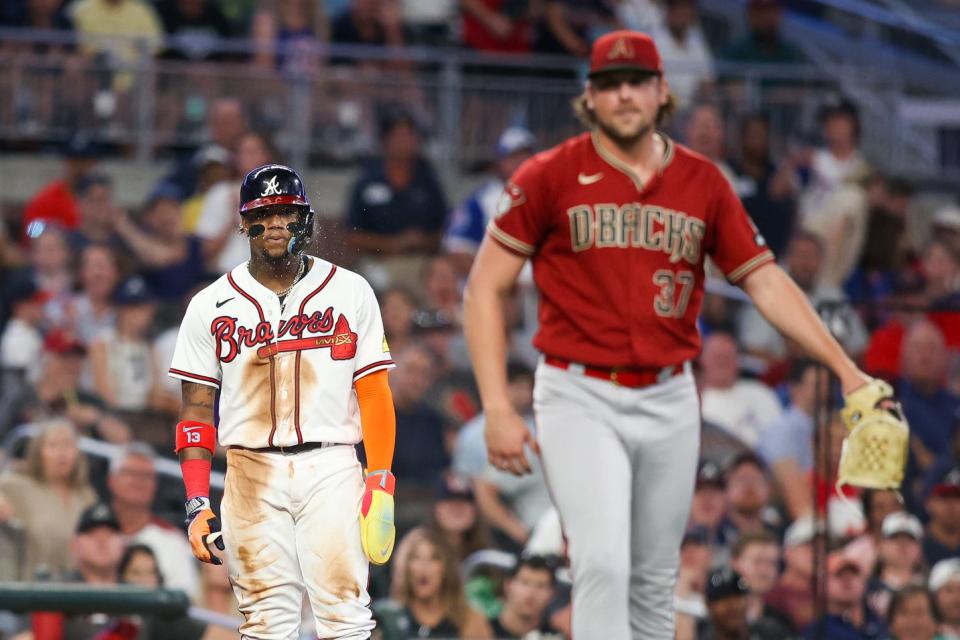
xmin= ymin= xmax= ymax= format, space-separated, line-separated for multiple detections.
xmin=21 ymin=133 xmax=100 ymax=241
xmin=461 ymin=0 xmax=536 ymax=54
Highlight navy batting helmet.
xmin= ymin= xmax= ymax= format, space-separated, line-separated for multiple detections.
xmin=239 ymin=164 xmax=314 ymax=255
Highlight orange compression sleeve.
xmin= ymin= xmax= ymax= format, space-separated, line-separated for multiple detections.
xmin=354 ymin=369 xmax=396 ymax=471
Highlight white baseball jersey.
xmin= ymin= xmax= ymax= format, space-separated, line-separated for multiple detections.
xmin=168 ymin=256 xmax=395 ymax=448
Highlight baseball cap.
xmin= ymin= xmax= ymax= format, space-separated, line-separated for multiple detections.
xmin=62 ymin=131 xmax=100 ymax=159
xmin=44 ymin=330 xmax=86 ymax=356
xmin=6 ymin=278 xmax=50 ymax=306
xmin=114 ymin=277 xmax=156 ymax=306
xmin=930 ymin=558 xmax=960 ymax=592
xmin=193 ymin=143 xmax=231 ymax=168
xmin=495 ymin=127 xmax=535 ymax=159
xmin=827 ymin=552 xmax=861 ymax=576
xmin=783 ymin=515 xmax=823 ymax=547
xmin=436 ymin=474 xmax=474 ymax=502
xmin=705 ymin=567 xmax=749 ymax=602
xmin=76 ymin=502 xmax=120 ymax=534
xmin=931 ymin=467 xmax=960 ymax=498
xmin=696 ymin=459 xmax=725 ymax=489
xmin=932 ymin=205 xmax=960 ymax=231
xmin=881 ymin=511 xmax=923 ymax=540
xmin=144 ymin=182 xmax=183 ymax=209
xmin=588 ymin=30 xmax=663 ymax=79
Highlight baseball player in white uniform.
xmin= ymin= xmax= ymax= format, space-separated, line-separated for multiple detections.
xmin=170 ymin=164 xmax=398 ymax=639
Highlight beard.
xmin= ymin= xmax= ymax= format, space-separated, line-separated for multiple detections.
xmin=596 ymin=114 xmax=654 ymax=149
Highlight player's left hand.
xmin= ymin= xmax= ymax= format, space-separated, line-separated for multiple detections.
xmin=360 ymin=470 xmax=396 ymax=565
xmin=186 ymin=498 xmax=226 ymax=565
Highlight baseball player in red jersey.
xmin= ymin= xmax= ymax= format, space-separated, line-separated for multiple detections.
xmin=170 ymin=164 xmax=397 ymax=639
xmin=464 ymin=31 xmax=876 ymax=638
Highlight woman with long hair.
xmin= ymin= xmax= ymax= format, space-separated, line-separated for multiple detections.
xmin=0 ymin=418 xmax=96 ymax=579
xmin=390 ymin=527 xmax=491 ymax=638
xmin=118 ymin=543 xmax=164 ymax=588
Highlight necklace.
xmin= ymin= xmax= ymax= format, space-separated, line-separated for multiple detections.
xmin=248 ymin=256 xmax=305 ymax=299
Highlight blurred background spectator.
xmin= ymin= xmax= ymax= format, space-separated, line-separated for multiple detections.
xmin=0 ymin=2 xmax=958 ymax=636
xmin=0 ymin=418 xmax=95 ymax=580
xmin=346 ymin=107 xmax=448 ymax=289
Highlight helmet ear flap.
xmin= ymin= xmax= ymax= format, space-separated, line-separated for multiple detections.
xmin=302 ymin=208 xmax=315 ymax=237
xmin=284 ymin=207 xmax=314 ymax=255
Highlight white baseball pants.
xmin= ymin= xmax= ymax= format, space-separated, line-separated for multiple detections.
xmin=533 ymin=359 xmax=700 ymax=639
xmin=221 ymin=445 xmax=374 ymax=640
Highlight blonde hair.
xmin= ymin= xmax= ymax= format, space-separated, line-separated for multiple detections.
xmin=25 ymin=418 xmax=89 ymax=488
xmin=391 ymin=527 xmax=469 ymax=630
xmin=572 ymin=86 xmax=677 ymax=129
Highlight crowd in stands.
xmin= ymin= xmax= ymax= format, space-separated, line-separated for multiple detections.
xmin=0 ymin=0 xmax=959 ymax=639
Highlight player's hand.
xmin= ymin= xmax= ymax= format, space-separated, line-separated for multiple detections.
xmin=186 ymin=498 xmax=225 ymax=565
xmin=360 ymin=470 xmax=396 ymax=565
xmin=485 ymin=407 xmax=538 ymax=476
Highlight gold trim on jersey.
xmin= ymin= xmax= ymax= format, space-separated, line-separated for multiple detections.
xmin=590 ymin=130 xmax=675 ymax=192
xmin=487 ymin=221 xmax=536 ymax=256
xmin=726 ymin=251 xmax=775 ymax=283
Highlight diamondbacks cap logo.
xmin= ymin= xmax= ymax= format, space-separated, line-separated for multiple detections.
xmin=261 ymin=175 xmax=282 ymax=197
xmin=606 ymin=37 xmax=635 ymax=61
xmin=496 ymin=182 xmax=526 ymax=218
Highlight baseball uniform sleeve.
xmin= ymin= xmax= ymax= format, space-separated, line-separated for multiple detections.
xmin=486 ymin=156 xmax=551 ymax=256
xmin=353 ymin=281 xmax=396 ymax=380
xmin=705 ymin=171 xmax=775 ymax=283
xmin=168 ymin=294 xmax=222 ymax=389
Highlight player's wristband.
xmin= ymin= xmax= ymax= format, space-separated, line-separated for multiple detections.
xmin=365 ymin=469 xmax=396 ymax=495
xmin=185 ymin=496 xmax=211 ymax=518
xmin=181 ymin=458 xmax=212 ymax=501
xmin=174 ymin=420 xmax=216 ymax=454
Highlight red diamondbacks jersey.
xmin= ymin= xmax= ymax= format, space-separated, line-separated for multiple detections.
xmin=488 ymin=131 xmax=773 ymax=369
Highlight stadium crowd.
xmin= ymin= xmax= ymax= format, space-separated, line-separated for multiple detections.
xmin=0 ymin=0 xmax=959 ymax=639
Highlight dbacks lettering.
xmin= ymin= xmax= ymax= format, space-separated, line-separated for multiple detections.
xmin=212 ymin=307 xmax=356 ymax=363
xmin=566 ymin=203 xmax=705 ymax=265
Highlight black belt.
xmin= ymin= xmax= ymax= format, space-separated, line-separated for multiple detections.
xmin=229 ymin=442 xmax=337 ymax=454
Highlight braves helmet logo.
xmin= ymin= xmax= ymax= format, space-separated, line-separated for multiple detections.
xmin=261 ymin=176 xmax=283 ymax=197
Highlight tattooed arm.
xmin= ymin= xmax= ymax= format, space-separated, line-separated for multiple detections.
xmin=178 ymin=381 xmax=217 ymax=462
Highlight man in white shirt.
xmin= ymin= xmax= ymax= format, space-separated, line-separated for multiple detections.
xmin=649 ymin=0 xmax=714 ymax=109
xmin=698 ymin=332 xmax=783 ymax=448
xmin=107 ymin=442 xmax=200 ymax=600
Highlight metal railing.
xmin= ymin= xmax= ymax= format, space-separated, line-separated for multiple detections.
xmin=2 ymin=27 xmax=956 ymax=183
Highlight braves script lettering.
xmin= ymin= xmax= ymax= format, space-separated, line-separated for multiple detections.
xmin=212 ymin=307 xmax=335 ymax=362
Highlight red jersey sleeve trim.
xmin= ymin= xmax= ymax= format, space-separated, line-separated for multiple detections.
xmin=168 ymin=368 xmax=221 ymax=389
xmin=353 ymin=360 xmax=396 ymax=380
xmin=487 ymin=222 xmax=535 ymax=256
xmin=726 ymin=251 xmax=776 ymax=284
